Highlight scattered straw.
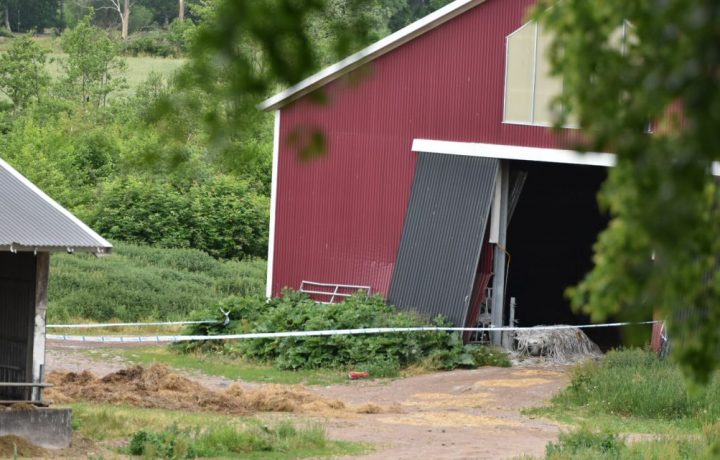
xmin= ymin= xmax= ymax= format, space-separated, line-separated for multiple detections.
xmin=514 ymin=326 xmax=602 ymax=363
xmin=403 ymin=392 xmax=492 ymax=409
xmin=472 ymin=378 xmax=551 ymax=388
xmin=378 ymin=412 xmax=520 ymax=428
xmin=46 ymin=364 xmax=397 ymax=417
xmin=511 ymin=369 xmax=564 ymax=377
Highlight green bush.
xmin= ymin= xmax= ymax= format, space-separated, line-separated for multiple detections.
xmin=178 ymin=291 xmax=511 ymax=373
xmin=122 ymin=21 xmax=194 ymax=57
xmin=90 ymin=175 xmax=269 ymax=260
xmin=48 ymin=241 xmax=265 ymax=322
xmin=554 ymin=349 xmax=720 ymax=421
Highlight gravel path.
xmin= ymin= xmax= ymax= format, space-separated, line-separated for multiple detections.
xmin=46 ymin=343 xmax=568 ymax=459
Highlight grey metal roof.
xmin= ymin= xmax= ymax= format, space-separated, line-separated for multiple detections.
xmin=0 ymin=158 xmax=112 ymax=254
xmin=388 ymin=153 xmax=498 ymax=327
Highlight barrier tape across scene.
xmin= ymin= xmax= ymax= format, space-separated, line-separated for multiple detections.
xmin=46 ymin=321 xmax=660 ymax=343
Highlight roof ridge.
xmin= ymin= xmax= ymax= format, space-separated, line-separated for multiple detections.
xmin=258 ymin=0 xmax=485 ymax=112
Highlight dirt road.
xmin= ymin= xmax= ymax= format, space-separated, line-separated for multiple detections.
xmin=46 ymin=345 xmax=568 ymax=459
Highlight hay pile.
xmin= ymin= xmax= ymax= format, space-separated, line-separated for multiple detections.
xmin=46 ymin=364 xmax=398 ymax=416
xmin=514 ymin=326 xmax=602 ymax=363
xmin=0 ymin=435 xmax=46 ymax=458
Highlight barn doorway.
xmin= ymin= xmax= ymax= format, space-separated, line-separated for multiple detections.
xmin=504 ymin=161 xmax=619 ymax=349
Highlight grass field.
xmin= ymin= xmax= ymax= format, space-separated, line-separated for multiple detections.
xmin=47 ymin=53 xmax=185 ymax=93
xmin=0 ymin=34 xmax=185 ymax=95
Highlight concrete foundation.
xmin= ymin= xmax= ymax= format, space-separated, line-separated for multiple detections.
xmin=0 ymin=408 xmax=72 ymax=449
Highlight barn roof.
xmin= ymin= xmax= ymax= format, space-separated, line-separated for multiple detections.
xmin=0 ymin=158 xmax=112 ymax=255
xmin=259 ymin=0 xmax=486 ymax=111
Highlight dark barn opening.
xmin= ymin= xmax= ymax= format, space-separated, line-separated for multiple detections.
xmin=505 ymin=161 xmax=619 ymax=349
xmin=0 ymin=252 xmax=36 ymax=401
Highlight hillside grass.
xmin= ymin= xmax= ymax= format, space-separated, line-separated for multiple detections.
xmin=48 ymin=241 xmax=265 ymax=323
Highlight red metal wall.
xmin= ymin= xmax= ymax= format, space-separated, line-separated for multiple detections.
xmin=271 ymin=0 xmax=575 ymax=298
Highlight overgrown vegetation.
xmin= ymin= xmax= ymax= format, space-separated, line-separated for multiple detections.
xmin=528 ymin=350 xmax=720 ymax=459
xmin=177 ymin=291 xmax=510 ymax=375
xmin=549 ymin=349 xmax=720 ymax=422
xmin=48 ymin=241 xmax=265 ymax=322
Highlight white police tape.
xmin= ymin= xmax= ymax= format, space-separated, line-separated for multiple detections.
xmin=48 ymin=309 xmax=232 ymax=329
xmin=47 ymin=320 xmax=218 ymax=329
xmin=46 ymin=321 xmax=659 ymax=343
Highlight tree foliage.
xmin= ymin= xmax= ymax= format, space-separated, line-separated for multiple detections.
xmin=0 ymin=36 xmax=50 ymax=109
xmin=533 ymin=1 xmax=720 ymax=381
xmin=60 ymin=11 xmax=127 ymax=105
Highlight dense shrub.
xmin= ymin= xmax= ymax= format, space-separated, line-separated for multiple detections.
xmin=48 ymin=241 xmax=265 ymax=322
xmin=122 ymin=21 xmax=194 ymax=57
xmin=554 ymin=349 xmax=720 ymax=421
xmin=178 ymin=291 xmax=511 ymax=373
xmin=90 ymin=175 xmax=269 ymax=260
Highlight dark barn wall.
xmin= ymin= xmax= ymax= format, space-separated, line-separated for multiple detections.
xmin=0 ymin=252 xmax=36 ymax=400
xmin=271 ymin=0 xmax=583 ymax=298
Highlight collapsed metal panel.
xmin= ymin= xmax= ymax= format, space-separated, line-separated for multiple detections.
xmin=388 ymin=153 xmax=498 ymax=326
xmin=0 ymin=252 xmax=36 ymax=400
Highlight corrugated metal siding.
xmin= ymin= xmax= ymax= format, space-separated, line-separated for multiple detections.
xmin=0 ymin=159 xmax=111 ymax=252
xmin=272 ymin=0 xmax=577 ymax=298
xmin=0 ymin=252 xmax=35 ymax=400
xmin=387 ymin=154 xmax=497 ymax=326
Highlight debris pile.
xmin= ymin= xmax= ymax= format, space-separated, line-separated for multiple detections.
xmin=46 ymin=364 xmax=399 ymax=416
xmin=514 ymin=326 xmax=602 ymax=363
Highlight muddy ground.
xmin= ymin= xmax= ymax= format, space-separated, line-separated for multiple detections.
xmin=46 ymin=343 xmax=569 ymax=459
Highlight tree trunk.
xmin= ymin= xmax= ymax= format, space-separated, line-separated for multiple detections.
xmin=121 ymin=0 xmax=130 ymax=40
xmin=178 ymin=0 xmax=185 ymax=21
xmin=4 ymin=4 xmax=10 ymax=33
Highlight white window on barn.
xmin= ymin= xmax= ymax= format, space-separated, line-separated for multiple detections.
xmin=503 ymin=21 xmax=564 ymax=126
xmin=503 ymin=20 xmax=630 ymax=127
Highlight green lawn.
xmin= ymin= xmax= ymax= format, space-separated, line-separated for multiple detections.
xmin=70 ymin=403 xmax=369 ymax=459
xmin=85 ymin=346 xmax=348 ymax=386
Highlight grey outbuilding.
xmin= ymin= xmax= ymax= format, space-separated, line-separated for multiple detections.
xmin=0 ymin=157 xmax=112 ymax=448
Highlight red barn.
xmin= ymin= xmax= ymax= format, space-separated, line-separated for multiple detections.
xmin=260 ymin=0 xmax=628 ymax=345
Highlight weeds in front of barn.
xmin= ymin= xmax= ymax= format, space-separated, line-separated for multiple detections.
xmin=524 ymin=349 xmax=720 ymax=459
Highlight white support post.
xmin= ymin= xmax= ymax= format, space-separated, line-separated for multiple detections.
xmin=491 ymin=161 xmax=509 ymax=346
xmin=32 ymin=252 xmax=49 ymax=401
xmin=266 ymin=110 xmax=281 ymax=300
